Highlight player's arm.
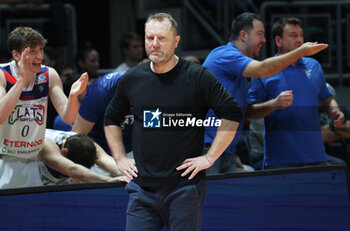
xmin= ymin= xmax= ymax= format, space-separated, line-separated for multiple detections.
xmin=49 ymin=68 xmax=88 ymax=124
xmin=71 ymin=107 xmax=123 ymax=177
xmin=246 ymin=90 xmax=294 ymax=120
xmin=0 ymin=72 xmax=25 ymax=123
xmin=243 ymin=42 xmax=328 ymax=78
xmin=39 ymin=139 xmax=117 ymax=183
xmin=71 ymin=98 xmax=125 ymax=176
xmin=0 ymin=48 xmax=32 ymax=124
xmin=71 ymin=113 xmax=95 ymax=134
xmin=94 ymin=143 xmax=124 ymax=177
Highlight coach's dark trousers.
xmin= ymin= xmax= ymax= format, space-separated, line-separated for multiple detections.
xmin=125 ymin=179 xmax=206 ymax=231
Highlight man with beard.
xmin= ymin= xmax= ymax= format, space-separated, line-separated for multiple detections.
xmin=203 ymin=12 xmax=329 ymax=174
xmin=104 ymin=12 xmax=242 ymax=230
xmin=247 ymin=17 xmax=344 ymax=169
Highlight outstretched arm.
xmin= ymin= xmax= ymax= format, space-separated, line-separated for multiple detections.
xmin=243 ymin=42 xmax=328 ymax=78
xmin=49 ymin=70 xmax=89 ymax=124
xmin=176 ymin=119 xmax=239 ymax=180
xmin=94 ymin=142 xmax=125 ymax=177
xmin=39 ymin=139 xmax=123 ymax=183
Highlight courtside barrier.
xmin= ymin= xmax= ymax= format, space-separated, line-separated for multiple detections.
xmin=0 ymin=165 xmax=349 ymax=230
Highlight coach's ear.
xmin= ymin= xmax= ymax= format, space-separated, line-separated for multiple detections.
xmin=61 ymin=148 xmax=68 ymax=157
xmin=275 ymin=36 xmax=282 ymax=50
xmin=239 ymin=30 xmax=248 ymax=43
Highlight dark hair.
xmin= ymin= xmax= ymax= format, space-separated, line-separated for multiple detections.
xmin=120 ymin=32 xmax=142 ymax=54
xmin=272 ymin=17 xmax=302 ymax=39
xmin=229 ymin=12 xmax=262 ymax=41
xmin=63 ymin=134 xmax=97 ymax=169
xmin=145 ymin=12 xmax=178 ymax=35
xmin=8 ymin=27 xmax=47 ymax=52
xmin=75 ymin=47 xmax=97 ymax=72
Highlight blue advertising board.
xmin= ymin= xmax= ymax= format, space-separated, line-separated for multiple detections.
xmin=0 ymin=166 xmax=349 ymax=230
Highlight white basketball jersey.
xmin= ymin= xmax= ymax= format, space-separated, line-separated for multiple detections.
xmin=0 ymin=61 xmax=50 ymax=159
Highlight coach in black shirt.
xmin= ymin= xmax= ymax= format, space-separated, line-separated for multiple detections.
xmin=104 ymin=12 xmax=242 ymax=231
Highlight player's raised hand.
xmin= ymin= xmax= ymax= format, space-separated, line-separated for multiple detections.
xmin=17 ymin=47 xmax=33 ymax=83
xmin=69 ymin=72 xmax=89 ymax=97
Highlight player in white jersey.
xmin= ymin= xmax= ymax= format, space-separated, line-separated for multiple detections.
xmin=38 ymin=129 xmax=129 ymax=185
xmin=0 ymin=27 xmax=88 ymax=189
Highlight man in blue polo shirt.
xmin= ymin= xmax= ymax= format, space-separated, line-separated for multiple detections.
xmin=203 ymin=12 xmax=329 ymax=174
xmin=247 ymin=17 xmax=344 ymax=169
xmin=72 ymin=72 xmax=133 ymax=155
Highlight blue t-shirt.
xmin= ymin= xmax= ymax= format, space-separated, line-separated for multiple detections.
xmin=247 ymin=57 xmax=332 ymax=167
xmin=53 ymin=115 xmax=73 ymax=132
xmin=203 ymin=42 xmax=253 ymax=154
xmin=79 ymin=72 xmax=133 ymax=154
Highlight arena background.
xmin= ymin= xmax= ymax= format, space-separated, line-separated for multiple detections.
xmin=0 ymin=0 xmax=349 ymax=108
xmin=0 ymin=1 xmax=350 ymax=230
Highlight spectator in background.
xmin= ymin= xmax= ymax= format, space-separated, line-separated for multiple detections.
xmin=114 ymin=32 xmax=144 ymax=72
xmin=76 ymin=47 xmax=100 ymax=80
xmin=202 ymin=12 xmax=328 ymax=175
xmin=75 ymin=46 xmax=101 ymax=105
xmin=57 ymin=64 xmax=75 ymax=89
xmin=247 ymin=17 xmax=344 ymax=169
xmin=320 ymin=84 xmax=350 ymax=165
xmin=42 ymin=46 xmax=58 ymax=68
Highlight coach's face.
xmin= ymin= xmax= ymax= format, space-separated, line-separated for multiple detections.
xmin=276 ymin=23 xmax=304 ymax=54
xmin=145 ymin=19 xmax=180 ymax=65
xmin=245 ymin=19 xmax=266 ymax=58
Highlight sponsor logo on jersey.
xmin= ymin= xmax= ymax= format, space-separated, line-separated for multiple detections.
xmin=8 ymin=104 xmax=45 ymax=125
xmin=1 ymin=138 xmax=42 ymax=155
xmin=2 ymin=138 xmax=43 ymax=148
xmin=304 ymin=69 xmax=312 ymax=79
xmin=35 ymin=73 xmax=48 ymax=85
